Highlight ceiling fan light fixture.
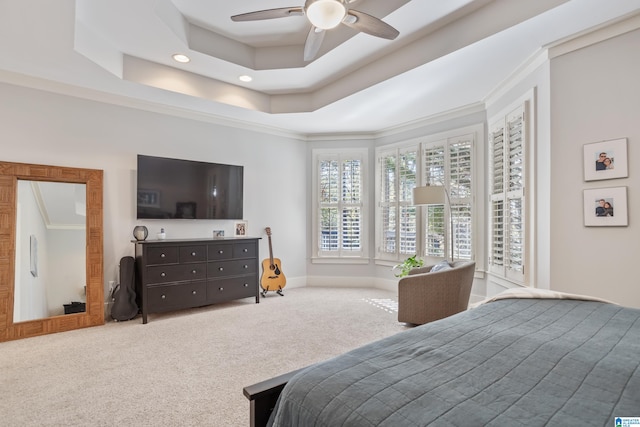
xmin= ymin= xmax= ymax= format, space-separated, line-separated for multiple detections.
xmin=306 ymin=0 xmax=346 ymax=30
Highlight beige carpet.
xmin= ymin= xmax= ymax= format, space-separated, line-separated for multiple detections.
xmin=0 ymin=287 xmax=410 ymax=426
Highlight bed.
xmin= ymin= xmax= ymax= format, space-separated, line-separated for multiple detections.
xmin=244 ymin=291 xmax=640 ymax=426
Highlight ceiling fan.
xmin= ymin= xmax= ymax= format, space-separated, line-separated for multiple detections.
xmin=231 ymin=0 xmax=400 ymax=61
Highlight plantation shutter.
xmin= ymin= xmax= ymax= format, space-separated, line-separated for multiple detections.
xmin=489 ymin=105 xmax=526 ymax=282
xmin=317 ymin=152 xmax=364 ymax=257
xmin=341 ymin=159 xmax=362 ymax=252
xmin=376 ymin=147 xmax=418 ymax=259
xmin=449 ymin=139 xmax=473 ymax=260
xmin=378 ymin=151 xmax=397 ymax=256
xmin=423 ymin=145 xmax=445 ymax=257
xmin=490 ymin=128 xmax=505 ymax=267
xmin=422 ymin=136 xmax=473 ymax=260
xmin=398 ymin=150 xmax=417 ymax=255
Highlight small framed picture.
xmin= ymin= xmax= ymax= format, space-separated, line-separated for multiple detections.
xmin=234 ymin=220 xmax=248 ymax=236
xmin=213 ymin=230 xmax=225 ymax=238
xmin=583 ymin=187 xmax=628 ymax=226
xmin=583 ymin=138 xmax=628 ymax=181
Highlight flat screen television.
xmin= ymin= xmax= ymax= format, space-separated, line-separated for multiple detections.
xmin=136 ymin=155 xmax=243 ymax=220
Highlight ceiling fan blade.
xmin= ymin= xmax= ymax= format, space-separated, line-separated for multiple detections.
xmin=304 ymin=26 xmax=326 ymax=61
xmin=343 ymin=10 xmax=399 ymax=40
xmin=231 ymin=7 xmax=304 ymax=22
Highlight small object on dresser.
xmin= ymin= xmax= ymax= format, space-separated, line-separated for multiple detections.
xmin=213 ymin=230 xmax=225 ymax=238
xmin=133 ymin=225 xmax=148 ymax=241
xmin=157 ymin=228 xmax=166 ymax=240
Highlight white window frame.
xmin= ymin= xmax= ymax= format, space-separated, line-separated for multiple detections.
xmin=311 ymin=148 xmax=368 ymax=263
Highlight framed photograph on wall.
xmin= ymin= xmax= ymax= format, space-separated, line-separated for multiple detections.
xmin=234 ymin=220 xmax=248 ymax=236
xmin=583 ymin=138 xmax=628 ymax=181
xmin=583 ymin=186 xmax=628 ymax=226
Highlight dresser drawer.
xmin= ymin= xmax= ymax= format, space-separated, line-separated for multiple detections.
xmin=208 ymin=259 xmax=256 ymax=278
xmin=147 ymin=281 xmax=206 ymax=312
xmin=146 ymin=263 xmax=207 ymax=284
xmin=179 ymin=245 xmax=207 ymax=263
xmin=207 ymin=243 xmax=234 ymax=261
xmin=146 ymin=246 xmax=179 ymax=265
xmin=206 ymin=276 xmax=256 ymax=304
xmin=233 ymin=242 xmax=257 ymax=258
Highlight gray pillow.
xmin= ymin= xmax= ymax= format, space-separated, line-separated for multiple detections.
xmin=430 ymin=260 xmax=452 ymax=272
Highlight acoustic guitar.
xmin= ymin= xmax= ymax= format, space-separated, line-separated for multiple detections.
xmin=260 ymin=227 xmax=286 ymax=296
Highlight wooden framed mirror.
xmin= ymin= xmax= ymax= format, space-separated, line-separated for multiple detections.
xmin=0 ymin=161 xmax=104 ymax=342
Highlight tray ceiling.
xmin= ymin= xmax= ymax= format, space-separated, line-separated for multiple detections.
xmin=1 ymin=0 xmax=639 ymax=135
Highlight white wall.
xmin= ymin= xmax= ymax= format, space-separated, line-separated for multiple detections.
xmin=549 ymin=27 xmax=640 ymax=307
xmin=2 ymin=21 xmax=638 ymax=310
xmin=0 ymin=83 xmax=308 ymax=302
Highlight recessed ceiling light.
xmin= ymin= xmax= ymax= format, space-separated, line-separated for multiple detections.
xmin=172 ymin=54 xmax=190 ymax=63
xmin=239 ymin=75 xmax=253 ymax=82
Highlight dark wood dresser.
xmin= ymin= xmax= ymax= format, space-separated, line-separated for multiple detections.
xmin=134 ymin=238 xmax=260 ymax=323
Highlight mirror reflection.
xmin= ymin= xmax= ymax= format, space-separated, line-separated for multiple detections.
xmin=14 ymin=180 xmax=87 ymax=322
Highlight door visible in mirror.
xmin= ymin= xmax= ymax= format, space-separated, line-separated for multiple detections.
xmin=14 ymin=180 xmax=87 ymax=322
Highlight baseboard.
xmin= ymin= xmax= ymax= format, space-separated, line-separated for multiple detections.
xmin=306 ymin=275 xmax=391 ymax=290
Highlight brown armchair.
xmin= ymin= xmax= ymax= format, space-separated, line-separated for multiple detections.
xmin=397 ymin=260 xmax=476 ymax=325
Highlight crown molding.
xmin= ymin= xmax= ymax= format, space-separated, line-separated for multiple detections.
xmin=0 ymin=69 xmax=306 ymax=140
xmin=375 ymin=102 xmax=486 ymax=139
xmin=547 ymin=10 xmax=640 ymax=60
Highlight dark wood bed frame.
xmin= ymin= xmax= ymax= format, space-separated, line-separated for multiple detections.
xmin=243 ymin=368 xmax=304 ymax=427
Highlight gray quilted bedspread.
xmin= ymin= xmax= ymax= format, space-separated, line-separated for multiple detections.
xmin=269 ymin=298 xmax=640 ymax=426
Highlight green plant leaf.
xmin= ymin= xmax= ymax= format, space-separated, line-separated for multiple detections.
xmin=392 ymin=254 xmax=424 ymax=277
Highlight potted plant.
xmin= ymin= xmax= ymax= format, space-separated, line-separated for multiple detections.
xmin=392 ymin=254 xmax=424 ymax=277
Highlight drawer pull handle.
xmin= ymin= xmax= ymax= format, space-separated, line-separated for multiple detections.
xmin=192 ymin=270 xmax=197 ymax=274
xmin=160 ymin=253 xmax=166 ymax=258
xmin=243 ymin=265 xmax=248 ymax=269
xmin=219 ymin=267 xmax=224 ymax=271
xmin=191 ymin=251 xmax=196 ymax=256
xmin=219 ymin=287 xmax=224 ymax=291
xmin=160 ymin=272 xmax=166 ymax=277
xmin=243 ymin=283 xmax=248 ymax=287
xmin=161 ymin=294 xmax=166 ymax=299
xmin=192 ymin=290 xmax=197 ymax=295
xmin=243 ymin=248 xmax=248 ymax=252
xmin=218 ymin=250 xmax=224 ymax=254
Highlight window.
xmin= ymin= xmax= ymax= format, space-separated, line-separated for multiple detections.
xmin=376 ymin=127 xmax=478 ymax=264
xmin=376 ymin=146 xmax=418 ymax=261
xmin=313 ymin=149 xmax=366 ymax=259
xmin=421 ymin=135 xmax=474 ymax=261
xmin=489 ymin=104 xmax=526 ymax=283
